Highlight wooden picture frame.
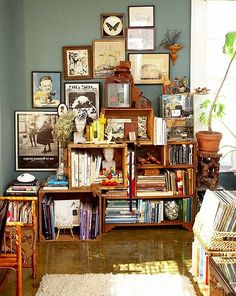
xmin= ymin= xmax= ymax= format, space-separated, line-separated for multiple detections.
xmin=64 ymin=82 xmax=100 ymax=120
xmin=15 ymin=111 xmax=59 ymax=171
xmin=32 ymin=71 xmax=62 ymax=108
xmin=126 ymin=28 xmax=155 ymax=51
xmin=93 ymin=39 xmax=125 ymax=78
xmin=128 ymin=53 xmax=170 ymax=85
xmin=63 ymin=46 xmax=92 ymax=80
xmin=128 ymin=5 xmax=155 ymax=28
xmin=101 ymin=13 xmax=125 ymax=38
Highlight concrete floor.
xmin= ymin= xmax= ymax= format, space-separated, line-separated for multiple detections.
xmin=0 ymin=227 xmax=202 ymax=295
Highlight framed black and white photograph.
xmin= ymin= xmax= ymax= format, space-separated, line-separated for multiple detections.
xmin=32 ymin=71 xmax=62 ymax=108
xmin=128 ymin=53 xmax=170 ymax=84
xmin=101 ymin=13 xmax=125 ymax=38
xmin=15 ymin=111 xmax=59 ymax=171
xmin=128 ymin=5 xmax=155 ymax=28
xmin=64 ymin=82 xmax=100 ymax=120
xmin=126 ymin=28 xmax=155 ymax=51
xmin=57 ymin=103 xmax=68 ymax=117
xmin=63 ymin=46 xmax=92 ymax=80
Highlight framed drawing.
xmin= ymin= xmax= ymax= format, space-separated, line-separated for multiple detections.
xmin=32 ymin=71 xmax=61 ymax=108
xmin=126 ymin=28 xmax=155 ymax=51
xmin=128 ymin=53 xmax=170 ymax=84
xmin=101 ymin=13 xmax=125 ymax=38
xmin=64 ymin=82 xmax=100 ymax=120
xmin=63 ymin=46 xmax=92 ymax=80
xmin=128 ymin=5 xmax=155 ymax=28
xmin=15 ymin=111 xmax=59 ymax=171
xmin=93 ymin=39 xmax=125 ymax=78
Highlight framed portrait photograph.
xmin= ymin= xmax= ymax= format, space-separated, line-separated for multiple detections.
xmin=15 ymin=111 xmax=59 ymax=171
xmin=126 ymin=28 xmax=155 ymax=51
xmin=128 ymin=5 xmax=155 ymax=27
xmin=93 ymin=39 xmax=125 ymax=78
xmin=128 ymin=53 xmax=170 ymax=85
xmin=63 ymin=46 xmax=92 ymax=80
xmin=101 ymin=13 xmax=125 ymax=38
xmin=32 ymin=71 xmax=61 ymax=108
xmin=64 ymin=82 xmax=100 ymax=120
xmin=57 ymin=103 xmax=68 ymax=117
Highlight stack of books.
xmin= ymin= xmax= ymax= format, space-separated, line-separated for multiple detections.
xmin=43 ymin=174 xmax=68 ymax=190
xmin=6 ymin=179 xmax=40 ymax=196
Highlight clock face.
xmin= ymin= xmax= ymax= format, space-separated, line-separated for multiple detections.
xmin=103 ymin=16 xmax=123 ymax=36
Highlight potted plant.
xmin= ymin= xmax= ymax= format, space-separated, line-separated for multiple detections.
xmin=54 ymin=111 xmax=75 ymax=148
xmin=196 ymin=31 xmax=236 ymax=154
xmin=159 ymin=29 xmax=183 ymax=65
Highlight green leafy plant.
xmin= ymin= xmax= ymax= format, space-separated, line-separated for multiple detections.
xmin=199 ymin=31 xmax=236 ymax=133
xmin=158 ymin=29 xmax=182 ymax=48
xmin=54 ymin=111 xmax=75 ymax=148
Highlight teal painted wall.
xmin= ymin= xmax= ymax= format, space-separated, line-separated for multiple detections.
xmin=0 ymin=0 xmax=191 ymax=193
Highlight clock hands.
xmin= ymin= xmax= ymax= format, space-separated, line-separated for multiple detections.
xmin=105 ymin=21 xmax=120 ymax=31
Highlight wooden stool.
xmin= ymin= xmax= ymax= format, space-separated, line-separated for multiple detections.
xmin=197 ymin=152 xmax=222 ymax=189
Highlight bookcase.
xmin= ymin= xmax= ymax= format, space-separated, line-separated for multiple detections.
xmin=0 ymin=196 xmax=37 ymax=279
xmin=103 ymin=140 xmax=197 ymax=233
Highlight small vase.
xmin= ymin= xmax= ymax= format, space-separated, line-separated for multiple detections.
xmin=166 ymin=44 xmax=183 ymax=65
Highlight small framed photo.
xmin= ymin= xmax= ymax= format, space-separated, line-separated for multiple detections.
xmin=32 ymin=71 xmax=62 ymax=108
xmin=101 ymin=13 xmax=125 ymax=38
xmin=63 ymin=46 xmax=92 ymax=80
xmin=128 ymin=5 xmax=155 ymax=28
xmin=64 ymin=82 xmax=100 ymax=120
xmin=127 ymin=28 xmax=155 ymax=51
xmin=15 ymin=111 xmax=59 ymax=171
xmin=128 ymin=53 xmax=170 ymax=85
xmin=105 ymin=82 xmax=131 ymax=108
xmin=57 ymin=103 xmax=68 ymax=117
xmin=93 ymin=39 xmax=125 ymax=78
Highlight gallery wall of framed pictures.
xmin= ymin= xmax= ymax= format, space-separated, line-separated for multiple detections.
xmin=15 ymin=4 xmax=174 ymax=171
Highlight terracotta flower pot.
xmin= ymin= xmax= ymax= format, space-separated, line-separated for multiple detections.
xmin=196 ymin=131 xmax=222 ymax=154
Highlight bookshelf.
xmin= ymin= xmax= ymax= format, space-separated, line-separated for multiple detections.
xmin=103 ymin=140 xmax=197 ymax=233
xmin=0 ymin=196 xmax=37 ymax=279
xmin=38 ymin=187 xmax=102 ymax=242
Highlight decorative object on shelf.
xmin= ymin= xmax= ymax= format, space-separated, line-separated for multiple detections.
xmin=101 ymin=13 xmax=125 ymax=38
xmin=172 ymin=76 xmax=190 ymax=94
xmin=15 ymin=111 xmax=59 ymax=171
xmin=93 ymin=39 xmax=125 ymax=78
xmin=128 ymin=53 xmax=170 ymax=85
xmin=137 ymin=116 xmax=148 ymax=139
xmin=73 ymin=112 xmax=87 ymax=144
xmin=54 ymin=110 xmax=75 ymax=149
xmin=32 ymin=71 xmax=62 ymax=108
xmin=128 ymin=5 xmax=155 ymax=28
xmin=126 ymin=28 xmax=155 ymax=51
xmin=162 ymin=72 xmax=173 ymax=94
xmin=158 ymin=29 xmax=183 ymax=65
xmin=17 ymin=173 xmax=35 ymax=183
xmin=196 ymin=31 xmax=236 ymax=154
xmin=64 ymin=82 xmax=100 ymax=120
xmin=164 ymin=200 xmax=179 ymax=220
xmin=104 ymin=81 xmax=131 ymax=108
xmin=63 ymin=46 xmax=92 ymax=80
xmin=102 ymin=147 xmax=116 ymax=172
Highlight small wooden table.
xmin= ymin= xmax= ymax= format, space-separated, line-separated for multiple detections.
xmin=209 ymin=256 xmax=236 ymax=296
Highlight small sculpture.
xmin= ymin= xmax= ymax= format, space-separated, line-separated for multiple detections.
xmin=102 ymin=147 xmax=116 ymax=172
xmin=73 ymin=113 xmax=87 ymax=144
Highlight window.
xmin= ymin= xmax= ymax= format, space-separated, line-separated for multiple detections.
xmin=191 ymin=0 xmax=236 ymax=170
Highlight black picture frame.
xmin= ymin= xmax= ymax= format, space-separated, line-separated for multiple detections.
xmin=101 ymin=13 xmax=125 ymax=38
xmin=15 ymin=111 xmax=59 ymax=171
xmin=128 ymin=5 xmax=155 ymax=28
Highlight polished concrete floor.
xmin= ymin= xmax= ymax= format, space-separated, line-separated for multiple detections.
xmin=0 ymin=227 xmax=202 ymax=295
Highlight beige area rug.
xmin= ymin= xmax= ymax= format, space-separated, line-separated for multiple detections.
xmin=36 ymin=273 xmax=197 ymax=296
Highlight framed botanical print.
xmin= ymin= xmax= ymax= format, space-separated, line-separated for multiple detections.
xmin=93 ymin=39 xmax=125 ymax=78
xmin=64 ymin=82 xmax=100 ymax=120
xmin=127 ymin=28 xmax=155 ymax=51
xmin=128 ymin=53 xmax=170 ymax=85
xmin=128 ymin=5 xmax=155 ymax=27
xmin=101 ymin=13 xmax=125 ymax=38
xmin=32 ymin=71 xmax=62 ymax=108
xmin=63 ymin=46 xmax=92 ymax=80
xmin=15 ymin=111 xmax=59 ymax=171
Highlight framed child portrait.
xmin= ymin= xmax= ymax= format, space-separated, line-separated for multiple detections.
xmin=32 ymin=71 xmax=62 ymax=108
xmin=15 ymin=111 xmax=59 ymax=171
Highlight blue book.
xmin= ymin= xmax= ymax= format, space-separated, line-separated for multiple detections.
xmin=47 ymin=175 xmax=68 ymax=186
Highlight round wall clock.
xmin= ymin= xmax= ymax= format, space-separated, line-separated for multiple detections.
xmin=102 ymin=14 xmax=124 ymax=37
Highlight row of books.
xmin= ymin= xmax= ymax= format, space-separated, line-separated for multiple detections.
xmin=168 ymin=144 xmax=194 ymax=165
xmin=105 ymin=198 xmax=193 ymax=224
xmin=7 ymin=201 xmax=33 ymax=224
xmin=42 ymin=196 xmax=99 ymax=240
xmin=194 ymin=189 xmax=236 ymax=234
xmin=6 ymin=178 xmax=40 ymax=195
xmin=153 ymin=117 xmax=167 ymax=145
